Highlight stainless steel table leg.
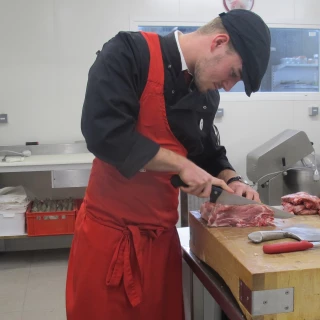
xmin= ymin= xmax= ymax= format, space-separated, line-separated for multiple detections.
xmin=204 ymin=287 xmax=222 ymax=320
xmin=193 ymin=273 xmax=204 ymax=320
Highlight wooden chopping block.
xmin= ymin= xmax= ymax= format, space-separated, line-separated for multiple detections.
xmin=189 ymin=210 xmax=320 ymax=320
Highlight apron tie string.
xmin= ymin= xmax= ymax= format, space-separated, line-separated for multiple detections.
xmin=106 ymin=225 xmax=164 ymax=307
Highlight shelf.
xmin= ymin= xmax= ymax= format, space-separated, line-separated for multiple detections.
xmin=273 ymin=84 xmax=318 ymax=92
xmin=0 ymin=153 xmax=95 ymax=173
xmin=0 ymin=234 xmax=28 ymax=239
xmin=274 ymin=63 xmax=319 ymax=71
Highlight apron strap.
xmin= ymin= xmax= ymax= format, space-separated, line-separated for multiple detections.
xmin=106 ymin=225 xmax=164 ymax=307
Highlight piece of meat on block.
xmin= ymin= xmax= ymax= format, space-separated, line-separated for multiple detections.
xmin=281 ymin=191 xmax=320 ymax=215
xmin=282 ymin=203 xmax=305 ymax=214
xmin=200 ymin=202 xmax=275 ymax=227
xmin=298 ymin=209 xmax=318 ymax=215
xmin=281 ymin=192 xmax=320 ymax=209
xmin=282 ymin=202 xmax=295 ymax=213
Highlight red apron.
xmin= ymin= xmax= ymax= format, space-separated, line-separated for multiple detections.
xmin=66 ymin=32 xmax=187 ymax=320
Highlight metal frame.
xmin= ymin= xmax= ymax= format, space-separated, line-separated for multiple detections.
xmin=182 ymin=246 xmax=245 ymax=320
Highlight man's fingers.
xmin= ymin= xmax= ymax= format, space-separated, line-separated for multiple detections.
xmin=245 ymin=190 xmax=254 ymax=200
xmin=181 ymin=185 xmax=205 ymax=196
xmin=253 ymin=192 xmax=261 ymax=202
xmin=216 ymin=180 xmax=234 ymax=193
xmin=199 ymin=183 xmax=213 ymax=198
xmin=233 ymin=187 xmax=243 ymax=197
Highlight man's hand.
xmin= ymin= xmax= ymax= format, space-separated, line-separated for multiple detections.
xmin=144 ymin=147 xmax=234 ymax=198
xmin=217 ymin=169 xmax=261 ymax=201
xmin=179 ymin=164 xmax=234 ymax=198
xmin=228 ymin=181 xmax=260 ymax=202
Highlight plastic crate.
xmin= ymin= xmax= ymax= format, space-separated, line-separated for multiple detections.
xmin=0 ymin=210 xmax=26 ymax=236
xmin=26 ymin=200 xmax=77 ymax=236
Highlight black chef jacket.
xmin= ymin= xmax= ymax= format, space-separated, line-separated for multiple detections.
xmin=81 ymin=31 xmax=235 ymax=179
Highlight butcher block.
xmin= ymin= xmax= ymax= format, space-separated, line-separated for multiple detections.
xmin=189 ymin=210 xmax=320 ymax=320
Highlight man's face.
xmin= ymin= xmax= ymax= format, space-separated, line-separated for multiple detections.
xmin=194 ymin=38 xmax=243 ymax=93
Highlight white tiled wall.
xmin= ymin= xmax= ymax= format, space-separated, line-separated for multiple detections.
xmin=0 ymin=0 xmax=320 ymax=181
xmin=253 ymin=0 xmax=296 ymax=23
xmin=216 ymin=99 xmax=296 ymax=175
xmin=294 ymin=0 xmax=320 ymax=24
xmin=129 ymin=0 xmax=180 ymax=17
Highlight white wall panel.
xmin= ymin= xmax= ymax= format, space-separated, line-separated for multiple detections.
xmin=293 ymin=100 xmax=320 ymax=154
xmin=129 ymin=0 xmax=179 ymax=19
xmin=215 ymin=101 xmax=295 ymax=179
xmin=253 ymin=0 xmax=295 ymax=23
xmin=178 ymin=0 xmax=225 ymax=22
xmin=0 ymin=0 xmax=55 ymax=64
xmin=294 ymin=0 xmax=320 ymax=24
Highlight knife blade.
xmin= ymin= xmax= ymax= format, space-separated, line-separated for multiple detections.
xmin=170 ymin=175 xmax=294 ymax=219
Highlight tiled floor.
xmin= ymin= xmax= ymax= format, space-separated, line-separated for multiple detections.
xmin=0 ymin=249 xmax=69 ymax=320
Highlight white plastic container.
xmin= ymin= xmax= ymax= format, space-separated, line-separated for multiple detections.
xmin=0 ymin=210 xmax=26 ymax=236
xmin=0 ymin=186 xmax=28 ymax=236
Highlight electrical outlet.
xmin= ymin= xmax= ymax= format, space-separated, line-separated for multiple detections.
xmin=309 ymin=106 xmax=319 ymax=116
xmin=216 ymin=108 xmax=224 ymax=118
xmin=0 ymin=114 xmax=8 ymax=123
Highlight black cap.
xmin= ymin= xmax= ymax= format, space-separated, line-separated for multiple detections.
xmin=219 ymin=10 xmax=271 ymax=97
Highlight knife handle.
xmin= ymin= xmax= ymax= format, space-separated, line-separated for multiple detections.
xmin=248 ymin=231 xmax=287 ymax=243
xmin=170 ymin=175 xmax=224 ymax=200
xmin=263 ymin=240 xmax=313 ymax=254
xmin=170 ymin=175 xmax=189 ymax=188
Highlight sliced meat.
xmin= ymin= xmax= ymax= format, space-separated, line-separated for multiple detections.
xmin=281 ymin=191 xmax=320 ymax=215
xmin=282 ymin=202 xmax=295 ymax=213
xmin=299 ymin=209 xmax=318 ymax=215
xmin=200 ymin=202 xmax=275 ymax=227
xmin=292 ymin=205 xmax=305 ymax=214
xmin=281 ymin=192 xmax=320 ymax=209
xmin=281 ymin=202 xmax=304 ymax=214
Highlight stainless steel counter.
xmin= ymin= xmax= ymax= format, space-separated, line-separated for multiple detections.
xmin=178 ymin=227 xmax=245 ymax=320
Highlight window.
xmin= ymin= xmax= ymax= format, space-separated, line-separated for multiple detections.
xmin=137 ymin=26 xmax=199 ymax=36
xmin=138 ymin=25 xmax=320 ymax=93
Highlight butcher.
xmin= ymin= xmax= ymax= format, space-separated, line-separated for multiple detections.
xmin=66 ymin=9 xmax=271 ymax=320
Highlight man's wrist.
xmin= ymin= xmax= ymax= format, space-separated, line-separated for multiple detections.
xmin=226 ymin=176 xmax=250 ymax=185
xmin=226 ymin=176 xmax=242 ymax=185
xmin=217 ymin=169 xmax=237 ymax=183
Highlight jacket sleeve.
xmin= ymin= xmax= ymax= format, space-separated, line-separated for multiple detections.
xmin=81 ymin=33 xmax=160 ymax=179
xmin=188 ymin=89 xmax=235 ymax=177
xmin=189 ymin=125 xmax=235 ymax=177
xmin=203 ymin=125 xmax=235 ymax=177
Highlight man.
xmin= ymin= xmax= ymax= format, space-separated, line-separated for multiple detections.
xmin=66 ymin=9 xmax=271 ymax=320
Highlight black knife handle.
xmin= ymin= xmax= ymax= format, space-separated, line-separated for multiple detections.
xmin=171 ymin=175 xmax=223 ymax=201
xmin=210 ymin=186 xmax=223 ymax=202
xmin=170 ymin=175 xmax=189 ymax=188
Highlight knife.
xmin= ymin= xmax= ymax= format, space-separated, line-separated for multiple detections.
xmin=263 ymin=240 xmax=320 ymax=254
xmin=170 ymin=175 xmax=294 ymax=219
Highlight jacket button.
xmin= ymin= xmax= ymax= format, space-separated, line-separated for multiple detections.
xmin=203 ymin=106 xmax=207 ymax=109
xmin=168 ymin=65 xmax=172 ymax=69
xmin=172 ymin=90 xmax=175 ymax=94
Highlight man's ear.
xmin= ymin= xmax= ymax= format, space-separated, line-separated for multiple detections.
xmin=210 ymin=34 xmax=230 ymax=51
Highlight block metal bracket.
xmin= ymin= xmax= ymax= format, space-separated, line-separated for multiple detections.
xmin=239 ymin=279 xmax=294 ymax=316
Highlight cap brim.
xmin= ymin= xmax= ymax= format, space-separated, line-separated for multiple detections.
xmin=241 ymin=64 xmax=252 ymax=97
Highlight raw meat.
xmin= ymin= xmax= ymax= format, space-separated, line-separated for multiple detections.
xmin=281 ymin=192 xmax=320 ymax=215
xmin=299 ymin=209 xmax=318 ymax=215
xmin=282 ymin=203 xmax=304 ymax=214
xmin=200 ymin=202 xmax=275 ymax=227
